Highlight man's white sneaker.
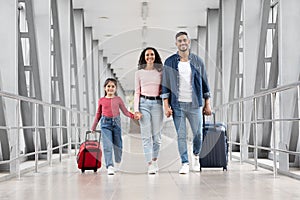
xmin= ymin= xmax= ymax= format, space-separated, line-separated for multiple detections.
xmin=148 ymin=164 xmax=157 ymax=175
xmin=114 ymin=162 xmax=120 ymax=172
xmin=192 ymin=154 xmax=200 ymax=172
xmin=179 ymin=163 xmax=189 ymax=174
xmin=107 ymin=166 xmax=115 ymax=175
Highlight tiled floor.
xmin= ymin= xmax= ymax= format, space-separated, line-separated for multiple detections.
xmin=0 ymin=134 xmax=300 ymax=200
xmin=0 ymin=121 xmax=300 ymax=200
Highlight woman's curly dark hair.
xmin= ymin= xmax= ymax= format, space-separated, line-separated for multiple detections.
xmin=138 ymin=47 xmax=163 ymax=72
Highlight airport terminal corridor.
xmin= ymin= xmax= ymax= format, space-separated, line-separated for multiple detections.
xmin=1 ymin=0 xmax=300 ymax=199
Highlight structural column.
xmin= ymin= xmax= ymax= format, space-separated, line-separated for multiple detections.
xmin=0 ymin=0 xmax=18 ymax=171
xmin=98 ymin=50 xmax=104 ymax=98
xmin=85 ymin=27 xmax=95 ymax=113
xmin=279 ymin=0 xmax=300 ymax=170
xmin=197 ymin=26 xmax=206 ymax=60
xmin=205 ymin=8 xmax=219 ymax=102
xmin=73 ymin=9 xmax=90 ymax=126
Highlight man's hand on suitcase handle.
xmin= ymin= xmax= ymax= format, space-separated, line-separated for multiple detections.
xmin=203 ymin=99 xmax=212 ymax=116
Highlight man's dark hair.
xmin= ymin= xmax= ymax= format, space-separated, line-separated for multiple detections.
xmin=175 ymin=31 xmax=188 ymax=39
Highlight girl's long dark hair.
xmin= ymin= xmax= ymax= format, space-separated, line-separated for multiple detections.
xmin=138 ymin=47 xmax=163 ymax=72
xmin=103 ymin=78 xmax=118 ymax=96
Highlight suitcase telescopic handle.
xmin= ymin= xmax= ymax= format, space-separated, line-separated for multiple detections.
xmin=203 ymin=112 xmax=216 ymax=128
xmin=85 ymin=130 xmax=101 ymax=142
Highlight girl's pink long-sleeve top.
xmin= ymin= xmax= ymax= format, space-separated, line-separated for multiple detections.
xmin=91 ymin=96 xmax=134 ymax=131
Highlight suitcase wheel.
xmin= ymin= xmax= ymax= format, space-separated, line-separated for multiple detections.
xmin=94 ymin=168 xmax=97 ymax=172
xmin=81 ymin=169 xmax=85 ymax=173
xmin=223 ymin=167 xmax=227 ymax=171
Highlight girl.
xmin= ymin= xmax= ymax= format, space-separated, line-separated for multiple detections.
xmin=134 ymin=47 xmax=164 ymax=174
xmin=91 ymin=78 xmax=135 ymax=175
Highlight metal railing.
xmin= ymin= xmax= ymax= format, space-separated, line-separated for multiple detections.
xmin=0 ymin=90 xmax=93 ymax=179
xmin=1 ymin=82 xmax=300 ymax=179
xmin=214 ymin=81 xmax=300 ymax=178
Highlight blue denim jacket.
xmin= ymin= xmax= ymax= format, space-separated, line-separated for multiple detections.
xmin=161 ymin=52 xmax=211 ymax=108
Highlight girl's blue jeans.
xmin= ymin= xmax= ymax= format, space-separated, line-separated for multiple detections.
xmin=100 ymin=116 xmax=122 ymax=168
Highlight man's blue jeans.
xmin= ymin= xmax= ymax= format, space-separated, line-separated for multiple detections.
xmin=139 ymin=97 xmax=163 ymax=163
xmin=100 ymin=116 xmax=122 ymax=168
xmin=172 ymin=102 xmax=203 ymax=164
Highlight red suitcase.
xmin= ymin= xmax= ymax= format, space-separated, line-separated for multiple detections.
xmin=77 ymin=130 xmax=102 ymax=173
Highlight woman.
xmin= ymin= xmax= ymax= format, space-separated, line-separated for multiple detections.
xmin=134 ymin=47 xmax=164 ymax=174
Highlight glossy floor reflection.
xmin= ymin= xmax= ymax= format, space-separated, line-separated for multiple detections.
xmin=1 ymin=132 xmax=300 ymax=200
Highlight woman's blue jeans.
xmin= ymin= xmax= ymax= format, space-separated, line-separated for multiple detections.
xmin=139 ymin=97 xmax=163 ymax=163
xmin=100 ymin=116 xmax=122 ymax=168
xmin=172 ymin=102 xmax=203 ymax=164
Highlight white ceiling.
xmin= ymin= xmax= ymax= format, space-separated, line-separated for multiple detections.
xmin=73 ymin=0 xmax=219 ymax=91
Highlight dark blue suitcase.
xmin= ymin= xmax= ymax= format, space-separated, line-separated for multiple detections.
xmin=200 ymin=114 xmax=228 ymax=171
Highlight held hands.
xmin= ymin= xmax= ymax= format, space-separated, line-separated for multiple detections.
xmin=164 ymin=106 xmax=173 ymax=118
xmin=163 ymin=99 xmax=172 ymax=118
xmin=134 ymin=112 xmax=143 ymax=120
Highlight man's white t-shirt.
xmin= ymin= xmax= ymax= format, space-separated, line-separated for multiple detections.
xmin=178 ymin=61 xmax=192 ymax=102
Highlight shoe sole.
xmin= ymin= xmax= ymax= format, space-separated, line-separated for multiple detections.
xmin=107 ymin=170 xmax=115 ymax=175
xmin=148 ymin=169 xmax=158 ymax=174
xmin=179 ymin=170 xmax=189 ymax=174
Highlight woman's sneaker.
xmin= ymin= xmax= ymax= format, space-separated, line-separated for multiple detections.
xmin=179 ymin=163 xmax=189 ymax=174
xmin=107 ymin=166 xmax=115 ymax=175
xmin=152 ymin=161 xmax=159 ymax=173
xmin=148 ymin=164 xmax=157 ymax=175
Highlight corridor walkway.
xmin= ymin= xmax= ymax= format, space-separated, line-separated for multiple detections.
xmin=0 ymin=132 xmax=300 ymax=200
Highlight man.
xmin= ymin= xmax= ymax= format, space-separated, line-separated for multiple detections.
xmin=161 ymin=31 xmax=212 ymax=174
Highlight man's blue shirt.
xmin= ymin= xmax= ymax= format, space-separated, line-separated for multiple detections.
xmin=161 ymin=52 xmax=211 ymax=108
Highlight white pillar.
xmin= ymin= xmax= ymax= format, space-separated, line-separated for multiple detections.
xmin=92 ymin=40 xmax=99 ymax=100
xmin=57 ymin=0 xmax=71 ymax=108
xmin=205 ymin=9 xmax=219 ymax=96
xmin=278 ymin=0 xmax=300 ymax=171
xmin=197 ymin=26 xmax=206 ymax=61
xmin=98 ymin=50 xmax=104 ymax=98
xmin=243 ymin=0 xmax=264 ymax=161
xmin=85 ymin=27 xmax=95 ymax=112
xmin=0 ymin=0 xmax=18 ymax=173
xmin=244 ymin=0 xmax=262 ymax=97
xmin=222 ymin=0 xmax=236 ymax=104
xmin=73 ymin=9 xmax=85 ymax=113
xmin=0 ymin=1 xmax=18 ymax=94
xmin=33 ymin=0 xmax=51 ymax=103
